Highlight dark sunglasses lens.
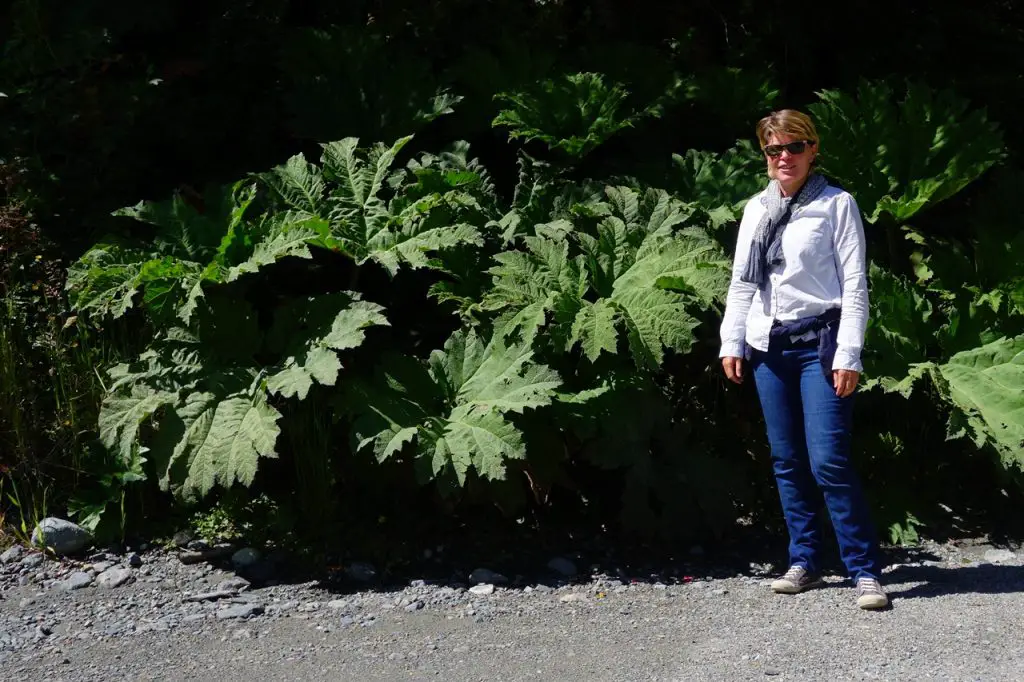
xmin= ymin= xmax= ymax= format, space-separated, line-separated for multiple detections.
xmin=764 ymin=141 xmax=808 ymax=156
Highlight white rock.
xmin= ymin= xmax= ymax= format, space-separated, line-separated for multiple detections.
xmin=469 ymin=583 xmax=495 ymax=596
xmin=984 ymin=549 xmax=1017 ymax=564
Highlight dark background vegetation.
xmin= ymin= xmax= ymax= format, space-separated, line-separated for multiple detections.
xmin=2 ymin=0 xmax=1022 ymax=573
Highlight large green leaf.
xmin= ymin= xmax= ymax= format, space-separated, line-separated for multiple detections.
xmin=939 ymin=335 xmax=1024 ymax=469
xmin=66 ymin=243 xmax=150 ymax=320
xmin=322 ymin=135 xmax=413 ymax=249
xmin=225 ymin=213 xmax=327 ymax=283
xmin=112 ymin=183 xmax=255 ymax=262
xmin=809 ymin=79 xmax=1005 ymax=224
xmin=347 ymin=328 xmax=562 ymax=494
xmin=669 ymin=140 xmax=765 ymax=220
xmin=569 ymin=300 xmax=619 ymax=363
xmin=267 ymin=293 xmax=389 ymax=400
xmin=862 ymin=264 xmax=934 ymax=381
xmin=262 ymin=154 xmax=327 ymax=216
xmin=98 ymin=389 xmax=177 ymax=466
xmin=178 ymin=387 xmax=282 ymax=499
xmin=492 ymin=73 xmax=641 ymax=158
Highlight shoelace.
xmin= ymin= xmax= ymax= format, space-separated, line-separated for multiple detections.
xmin=783 ymin=566 xmax=807 ymax=582
xmin=858 ymin=578 xmax=883 ymax=595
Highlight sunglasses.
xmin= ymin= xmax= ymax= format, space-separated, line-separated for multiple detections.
xmin=763 ymin=140 xmax=815 ymax=157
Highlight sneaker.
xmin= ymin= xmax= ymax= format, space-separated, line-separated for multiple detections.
xmin=770 ymin=565 xmax=823 ymax=594
xmin=855 ymin=577 xmax=889 ymax=609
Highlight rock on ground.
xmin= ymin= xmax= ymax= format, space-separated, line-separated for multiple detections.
xmin=29 ymin=518 xmax=92 ymax=557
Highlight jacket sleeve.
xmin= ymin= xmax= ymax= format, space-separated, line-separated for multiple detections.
xmin=831 ymin=192 xmax=869 ymax=372
xmin=719 ymin=200 xmax=760 ymax=359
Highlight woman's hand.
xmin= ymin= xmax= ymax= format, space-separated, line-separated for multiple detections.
xmin=722 ymin=356 xmax=745 ymax=384
xmin=832 ymin=369 xmax=859 ymax=398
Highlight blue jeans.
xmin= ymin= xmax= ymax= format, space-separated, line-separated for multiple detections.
xmin=751 ymin=343 xmax=883 ymax=581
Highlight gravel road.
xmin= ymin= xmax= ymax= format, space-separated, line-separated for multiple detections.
xmin=1 ymin=537 xmax=1022 ymax=681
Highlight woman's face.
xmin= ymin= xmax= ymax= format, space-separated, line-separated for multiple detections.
xmin=764 ymin=132 xmax=817 ymax=190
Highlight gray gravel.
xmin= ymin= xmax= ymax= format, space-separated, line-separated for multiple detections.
xmin=0 ymin=538 xmax=1021 ymax=681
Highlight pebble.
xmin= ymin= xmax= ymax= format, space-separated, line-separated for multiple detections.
xmin=469 ymin=584 xmax=495 ymax=596
xmin=61 ymin=572 xmax=94 ymax=591
xmin=404 ymin=600 xmax=425 ymax=612
xmin=1 ymin=546 xmax=26 ymax=564
xmin=128 ymin=553 xmax=144 ymax=568
xmin=96 ymin=568 xmax=133 ymax=589
xmin=19 ymin=554 xmax=44 ymax=570
xmin=217 ymin=577 xmax=251 ymax=593
xmin=216 ymin=604 xmax=264 ymax=620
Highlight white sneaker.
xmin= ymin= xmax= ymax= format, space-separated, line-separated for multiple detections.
xmin=855 ymin=577 xmax=889 ymax=609
xmin=770 ymin=565 xmax=823 ymax=594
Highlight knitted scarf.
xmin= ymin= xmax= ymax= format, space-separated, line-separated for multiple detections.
xmin=740 ymin=173 xmax=828 ymax=286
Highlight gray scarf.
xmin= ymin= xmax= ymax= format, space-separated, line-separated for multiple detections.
xmin=741 ymin=173 xmax=828 ymax=286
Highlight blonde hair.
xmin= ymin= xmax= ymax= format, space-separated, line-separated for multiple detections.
xmin=755 ymin=109 xmax=820 ymax=149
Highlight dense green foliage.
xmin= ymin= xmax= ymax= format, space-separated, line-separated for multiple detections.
xmin=3 ymin=0 xmax=1023 ymax=551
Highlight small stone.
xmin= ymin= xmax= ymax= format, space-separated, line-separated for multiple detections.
xmin=469 ymin=568 xmax=507 ymax=584
xmin=31 ymin=518 xmax=92 ymax=556
xmin=217 ymin=577 xmax=251 ymax=593
xmin=19 ymin=597 xmax=35 ymax=609
xmin=340 ymin=616 xmax=356 ymax=627
xmin=559 ymin=593 xmax=587 ymax=603
xmin=1 ymin=546 xmax=25 ymax=564
xmin=187 ymin=539 xmax=210 ymax=551
xmin=90 ymin=561 xmax=115 ymax=574
xmin=182 ymin=590 xmax=237 ymax=602
xmin=96 ymin=568 xmax=133 ymax=588
xmin=765 ymin=669 xmax=781 ymax=676
xmin=410 ymin=579 xmax=428 ymax=588
xmin=547 ymin=557 xmax=578 ymax=577
xmin=713 ymin=588 xmax=729 ymax=596
xmin=469 ymin=584 xmax=495 ymax=596
xmin=216 ymin=604 xmax=264 ymax=620
xmin=983 ymin=549 xmax=1017 ymax=564
xmin=127 ymin=553 xmax=143 ymax=568
xmin=19 ymin=553 xmax=44 ymax=569
xmin=61 ymin=572 xmax=94 ymax=590
xmin=345 ymin=561 xmax=377 ymax=582
xmin=327 ymin=599 xmax=350 ymax=609
xmin=404 ymin=600 xmax=425 ymax=612
xmin=231 ymin=547 xmax=261 ymax=570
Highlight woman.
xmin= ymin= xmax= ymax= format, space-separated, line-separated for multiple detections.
xmin=719 ymin=109 xmax=888 ymax=609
